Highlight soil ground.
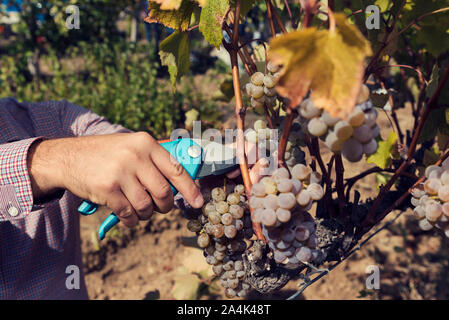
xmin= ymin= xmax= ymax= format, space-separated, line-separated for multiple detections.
xmin=81 ymin=73 xmax=449 ymax=300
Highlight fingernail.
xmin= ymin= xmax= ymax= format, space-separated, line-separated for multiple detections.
xmin=194 ymin=193 xmax=204 ymax=208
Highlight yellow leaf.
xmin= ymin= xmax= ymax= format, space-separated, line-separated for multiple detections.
xmin=149 ymin=0 xmax=183 ymax=10
xmin=268 ymin=13 xmax=372 ymax=118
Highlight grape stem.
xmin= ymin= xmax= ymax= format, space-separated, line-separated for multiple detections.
xmin=277 ymin=109 xmax=295 ymax=170
xmin=225 ymin=0 xmax=266 ymax=242
xmin=334 ymin=154 xmax=346 ymax=217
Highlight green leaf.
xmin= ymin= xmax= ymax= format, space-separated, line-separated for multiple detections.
xmin=159 ymin=31 xmax=190 ymax=86
xmin=419 ymin=107 xmax=449 ymax=143
xmin=146 ymin=0 xmax=197 ymax=31
xmin=423 ymin=147 xmax=440 ymax=167
xmin=199 ymin=0 xmax=230 ymax=48
xmin=219 ymin=78 xmax=234 ymax=102
xmin=231 ymin=0 xmax=261 ymax=17
xmin=427 ymin=64 xmax=439 ymax=98
xmin=367 ymin=131 xmax=398 ymax=169
xmin=402 ymin=0 xmax=449 ymax=57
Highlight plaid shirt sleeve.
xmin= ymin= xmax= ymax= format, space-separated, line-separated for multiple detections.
xmin=0 ymin=137 xmax=43 ymax=221
xmin=57 ymin=100 xmax=132 ymax=136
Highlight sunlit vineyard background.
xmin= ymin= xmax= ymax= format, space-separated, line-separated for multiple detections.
xmin=2 ymin=0 xmax=449 ymax=300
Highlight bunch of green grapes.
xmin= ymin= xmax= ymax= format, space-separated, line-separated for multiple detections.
xmin=187 ymin=185 xmax=253 ymax=298
xmin=299 ymin=85 xmax=380 ymax=162
xmin=249 ymin=166 xmax=324 ymax=268
xmin=244 ymin=62 xmax=281 ymax=113
xmin=410 ymin=159 xmax=449 ymax=235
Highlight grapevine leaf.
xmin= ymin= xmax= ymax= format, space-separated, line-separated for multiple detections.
xmin=146 ymin=0 xmax=197 ymax=31
xmin=159 ymin=30 xmax=190 ymax=86
xmin=423 ymin=147 xmax=440 ymax=167
xmin=268 ymin=13 xmax=372 ymax=118
xmin=419 ymin=107 xmax=449 ymax=143
xmin=426 ymin=64 xmax=439 ymax=98
xmin=402 ymin=0 xmax=449 ymax=57
xmin=149 ymin=0 xmax=183 ymax=10
xmin=230 ymin=0 xmax=261 ymax=17
xmin=367 ymin=131 xmax=398 ymax=169
xmin=199 ymin=0 xmax=230 ymax=48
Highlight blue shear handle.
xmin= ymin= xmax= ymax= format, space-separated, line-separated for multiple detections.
xmin=92 ymin=138 xmax=203 ymax=240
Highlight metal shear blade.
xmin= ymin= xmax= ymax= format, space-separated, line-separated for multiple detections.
xmin=193 ymin=140 xmax=238 ymax=179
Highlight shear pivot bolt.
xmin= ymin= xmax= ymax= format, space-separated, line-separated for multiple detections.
xmin=188 ymin=145 xmax=201 ymax=158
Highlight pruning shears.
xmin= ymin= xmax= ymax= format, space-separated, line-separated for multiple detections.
xmin=77 ymin=138 xmax=238 ymax=240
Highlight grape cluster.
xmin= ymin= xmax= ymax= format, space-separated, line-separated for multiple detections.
xmin=410 ymin=159 xmax=449 ymax=236
xmin=187 ymin=185 xmax=253 ymax=298
xmin=249 ymin=166 xmax=323 ymax=268
xmin=245 ymin=62 xmax=281 ymax=113
xmin=299 ymin=85 xmax=381 ymax=162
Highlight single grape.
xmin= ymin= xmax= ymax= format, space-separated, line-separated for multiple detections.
xmin=411 ymin=187 xmax=426 ymax=198
xmin=228 ymin=279 xmax=239 ymax=290
xmin=245 ymin=82 xmax=254 ymax=96
xmin=224 ymin=225 xmax=237 ymax=238
xmin=206 ymin=255 xmax=217 ymax=265
xmin=251 ymin=72 xmax=264 ymax=86
xmin=197 ymin=233 xmax=210 ymax=248
xmin=216 ymin=201 xmax=230 ymax=214
xmin=251 ymin=85 xmax=264 ymax=99
xmin=204 ymin=223 xmax=214 ymax=235
xmin=341 ymin=138 xmax=363 ymax=162
xmin=229 ymin=205 xmax=244 ymax=219
xmin=235 ymin=219 xmax=244 ymax=231
xmin=299 ymin=99 xmax=321 ymax=119
xmin=260 ymin=177 xmax=277 ymax=194
xmin=277 ymin=179 xmax=293 ymax=193
xmin=227 ymin=193 xmax=240 ymax=205
xmin=234 ymin=184 xmax=245 ymax=195
xmin=276 ymin=208 xmax=291 ymax=223
xmin=212 ymin=264 xmax=224 ymax=276
xmin=363 ymin=139 xmax=378 ymax=155
xmin=325 ymin=131 xmax=344 ymax=152
xmin=291 ymin=164 xmax=311 ymax=181
xmin=334 ymin=121 xmax=354 ymax=140
xmin=307 ymin=234 xmax=318 ymax=248
xmin=425 ymin=165 xmax=442 ymax=179
xmin=203 ymin=202 xmax=215 ymax=216
xmin=250 ymin=97 xmax=264 ymax=109
xmin=278 ymin=192 xmax=296 ymax=210
xmin=441 ymin=170 xmax=449 ymax=185
xmin=411 ymin=197 xmax=421 ymax=207
xmin=295 ymin=246 xmax=312 ymax=263
xmin=251 ymin=208 xmax=263 ymax=223
xmin=426 ymin=202 xmax=443 ymax=222
xmin=281 ymin=228 xmax=296 ymax=242
xmin=263 ymin=74 xmax=276 ymax=88
xmin=418 ymin=218 xmax=434 ymax=231
xmin=308 ymin=117 xmax=328 ymax=137
xmin=205 ymin=245 xmax=215 ymax=256
xmin=321 ymin=110 xmax=340 ymax=126
xmin=261 ymin=209 xmax=277 ymax=227
xmin=347 ymin=106 xmax=365 ymax=127
xmin=296 ymin=189 xmax=311 ymax=207
xmin=215 ymin=241 xmax=226 ymax=252
xmin=208 ymin=211 xmax=222 ymax=224
xmin=353 ymin=124 xmax=373 ymax=143
xmin=424 ymin=179 xmax=441 ymax=195
xmin=364 ymin=108 xmax=378 ymax=128
xmin=438 ymin=185 xmax=449 ymax=202
xmin=371 ymin=125 xmax=380 ymax=138
xmin=221 ymin=213 xmax=233 ymax=225
xmin=274 ymin=250 xmax=287 ymax=263
xmin=307 ymin=183 xmax=324 ymax=201
xmin=225 ymin=288 xmax=236 ymax=299
xmin=295 ymin=226 xmax=310 ymax=241
xmin=443 ymin=203 xmax=449 ymax=217
xmin=214 ymin=250 xmax=226 ymax=261
xmin=211 ymin=188 xmax=226 ymax=202
xmin=211 ymin=224 xmax=225 ymax=238
xmin=187 ymin=220 xmax=202 ymax=233
xmin=263 ymin=194 xmax=279 ymax=210
xmin=249 ymin=196 xmax=264 ymax=209
xmin=443 ymin=158 xmax=449 ymax=171
xmin=272 ymin=167 xmax=290 ymax=183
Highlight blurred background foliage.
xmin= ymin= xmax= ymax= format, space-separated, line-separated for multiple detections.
xmin=0 ymin=0 xmax=225 ymax=138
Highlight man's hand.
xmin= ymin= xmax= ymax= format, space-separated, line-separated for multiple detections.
xmin=27 ymin=132 xmax=204 ymax=227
